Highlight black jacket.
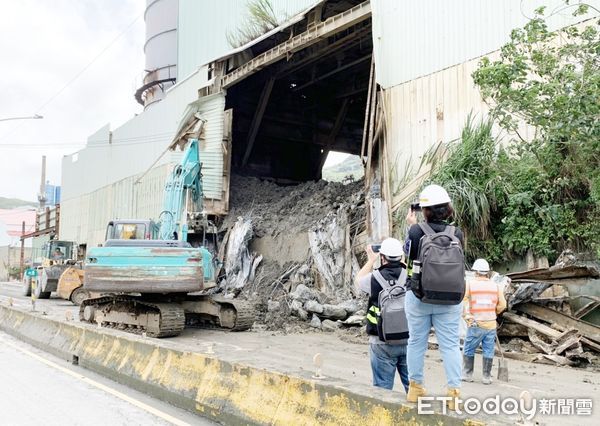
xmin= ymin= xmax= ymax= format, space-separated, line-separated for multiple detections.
xmin=366 ymin=263 xmax=403 ymax=336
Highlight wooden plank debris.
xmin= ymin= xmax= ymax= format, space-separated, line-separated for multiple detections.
xmin=508 ymin=264 xmax=600 ymax=281
xmin=515 ymin=303 xmax=600 ymax=344
xmin=503 ymin=312 xmax=561 ymax=338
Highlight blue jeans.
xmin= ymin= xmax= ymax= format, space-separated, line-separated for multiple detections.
xmin=405 ymin=290 xmax=462 ymax=388
xmin=369 ymin=343 xmax=409 ymax=392
xmin=463 ymin=326 xmax=496 ymax=358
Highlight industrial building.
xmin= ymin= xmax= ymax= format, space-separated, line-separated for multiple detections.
xmin=60 ymin=0 xmax=600 ymax=247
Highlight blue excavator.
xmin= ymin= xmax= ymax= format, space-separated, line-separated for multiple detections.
xmin=79 ymin=139 xmax=254 ymax=337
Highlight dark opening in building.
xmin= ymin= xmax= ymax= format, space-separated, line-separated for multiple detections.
xmin=218 ymin=0 xmax=372 ymax=183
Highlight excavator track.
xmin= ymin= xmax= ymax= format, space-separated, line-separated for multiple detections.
xmin=79 ymin=294 xmax=256 ymax=337
xmin=79 ymin=295 xmax=185 ymax=338
xmin=211 ymin=297 xmax=256 ymax=331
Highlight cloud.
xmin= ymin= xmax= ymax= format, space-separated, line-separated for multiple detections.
xmin=0 ymin=0 xmax=145 ymax=200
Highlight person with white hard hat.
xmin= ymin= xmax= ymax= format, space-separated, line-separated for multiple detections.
xmin=355 ymin=237 xmax=410 ymax=393
xmin=462 ymin=258 xmax=506 ymax=384
xmin=403 ymin=184 xmax=465 ymax=410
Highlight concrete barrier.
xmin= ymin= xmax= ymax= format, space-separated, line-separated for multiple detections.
xmin=0 ymin=304 xmax=490 ymax=425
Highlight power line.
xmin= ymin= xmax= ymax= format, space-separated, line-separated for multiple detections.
xmin=0 ymin=10 xmax=144 ymax=143
xmin=0 ymin=131 xmax=176 ymax=149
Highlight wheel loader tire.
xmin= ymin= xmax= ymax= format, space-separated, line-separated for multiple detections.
xmin=34 ymin=281 xmax=51 ymax=299
xmin=22 ymin=277 xmax=32 ymax=297
xmin=70 ymin=286 xmax=91 ymax=306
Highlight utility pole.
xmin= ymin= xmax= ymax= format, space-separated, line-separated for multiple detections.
xmin=38 ymin=156 xmax=47 ymax=211
xmin=20 ymin=221 xmax=25 ymax=280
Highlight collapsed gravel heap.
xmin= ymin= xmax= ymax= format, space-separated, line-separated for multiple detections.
xmin=220 ymin=175 xmax=368 ymax=332
xmin=224 ymin=175 xmax=363 ymax=237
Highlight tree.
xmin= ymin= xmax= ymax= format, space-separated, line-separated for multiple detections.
xmin=472 ymin=3 xmax=600 ymax=260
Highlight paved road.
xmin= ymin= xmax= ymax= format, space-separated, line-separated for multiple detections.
xmin=0 ymin=329 xmax=215 ymax=425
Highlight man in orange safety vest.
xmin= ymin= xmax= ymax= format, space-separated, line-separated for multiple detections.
xmin=462 ymin=258 xmax=506 ymax=384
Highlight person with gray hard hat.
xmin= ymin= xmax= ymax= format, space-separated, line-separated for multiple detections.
xmin=355 ymin=237 xmax=410 ymax=393
xmin=462 ymin=258 xmax=507 ymax=384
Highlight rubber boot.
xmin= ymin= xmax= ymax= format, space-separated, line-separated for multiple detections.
xmin=482 ymin=357 xmax=493 ymax=385
xmin=462 ymin=355 xmax=474 ymax=382
xmin=446 ymin=388 xmax=461 ymax=411
xmin=407 ymin=380 xmax=427 ymax=403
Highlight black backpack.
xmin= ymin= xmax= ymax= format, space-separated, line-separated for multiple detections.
xmin=413 ymin=223 xmax=465 ymax=305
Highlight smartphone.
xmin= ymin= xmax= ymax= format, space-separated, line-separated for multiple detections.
xmin=371 ymin=244 xmax=381 ymax=253
xmin=410 ymin=202 xmax=421 ymax=212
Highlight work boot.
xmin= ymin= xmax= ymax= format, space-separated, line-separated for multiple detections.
xmin=482 ymin=357 xmax=493 ymax=385
xmin=407 ymin=380 xmax=427 ymax=403
xmin=446 ymin=388 xmax=461 ymax=411
xmin=462 ymin=355 xmax=474 ymax=382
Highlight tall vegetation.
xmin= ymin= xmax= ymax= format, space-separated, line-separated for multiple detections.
xmin=227 ymin=0 xmax=280 ymax=48
xmin=424 ymin=4 xmax=600 ymax=263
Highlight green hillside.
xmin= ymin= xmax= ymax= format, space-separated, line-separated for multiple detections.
xmin=0 ymin=197 xmax=36 ymax=209
xmin=322 ymin=155 xmax=364 ymax=182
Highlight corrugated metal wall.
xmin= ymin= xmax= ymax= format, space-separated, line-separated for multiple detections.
xmin=383 ymin=17 xmax=596 ymax=209
xmin=60 ymin=67 xmax=220 ymax=247
xmin=192 ymin=93 xmax=226 ymax=200
xmin=62 ymin=66 xmax=209 ymax=201
xmin=177 ymin=0 xmax=319 ymax=80
xmin=371 ymin=0 xmax=600 ymax=89
xmin=61 ymin=163 xmax=172 ymax=247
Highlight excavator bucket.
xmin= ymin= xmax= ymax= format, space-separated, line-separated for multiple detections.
xmin=57 ymin=267 xmax=85 ymax=300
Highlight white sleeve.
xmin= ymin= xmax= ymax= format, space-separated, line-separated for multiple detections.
xmin=358 ymin=273 xmax=372 ymax=295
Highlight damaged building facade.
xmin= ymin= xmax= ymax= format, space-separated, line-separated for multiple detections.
xmin=61 ymin=0 xmax=600 ymax=246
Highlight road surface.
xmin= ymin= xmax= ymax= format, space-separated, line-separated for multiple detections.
xmin=1 ymin=281 xmax=598 ymax=425
xmin=0 ymin=329 xmax=215 ymax=425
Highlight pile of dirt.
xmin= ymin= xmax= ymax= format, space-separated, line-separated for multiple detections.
xmin=218 ymin=175 xmax=368 ymax=332
xmin=224 ymin=175 xmax=363 ymax=237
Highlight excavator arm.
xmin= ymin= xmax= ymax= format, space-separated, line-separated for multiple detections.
xmin=159 ymin=138 xmax=203 ymax=241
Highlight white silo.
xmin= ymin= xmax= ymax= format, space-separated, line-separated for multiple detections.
xmin=135 ymin=0 xmax=178 ymax=108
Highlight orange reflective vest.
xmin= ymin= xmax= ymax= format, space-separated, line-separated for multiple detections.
xmin=468 ymin=278 xmax=499 ymax=321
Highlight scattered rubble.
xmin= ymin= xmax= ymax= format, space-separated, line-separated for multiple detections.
xmin=215 ymin=175 xmax=367 ymax=332
xmin=214 ymin=176 xmax=599 ymax=370
xmin=498 ymin=258 xmax=600 ymax=368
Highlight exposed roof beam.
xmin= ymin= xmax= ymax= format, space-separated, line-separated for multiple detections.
xmin=221 ymin=1 xmax=371 ymax=89
xmin=275 ymin=25 xmax=372 ymax=79
xmin=242 ymin=77 xmax=275 ymax=166
xmin=292 ymin=54 xmax=371 ymax=92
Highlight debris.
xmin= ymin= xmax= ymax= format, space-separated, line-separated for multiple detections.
xmin=321 ymin=319 xmax=340 ymax=332
xmin=216 ymin=175 xmax=366 ymax=330
xmin=514 ymin=303 xmax=600 ymax=345
xmin=267 ymin=300 xmax=280 ymax=312
xmin=291 ymin=284 xmax=320 ymax=303
xmin=321 ymin=304 xmax=348 ymax=320
xmin=304 ymin=300 xmax=324 ymax=314
xmin=339 ymin=299 xmax=362 ymax=315
xmin=221 ymin=217 xmax=262 ymax=294
xmin=309 ymin=314 xmax=322 ymax=329
xmin=341 ymin=312 xmax=365 ymax=327
xmin=503 ymin=312 xmax=561 ymax=339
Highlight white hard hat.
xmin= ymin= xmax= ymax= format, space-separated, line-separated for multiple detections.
xmin=380 ymin=238 xmax=404 ymax=258
xmin=419 ymin=184 xmax=451 ymax=207
xmin=472 ymin=258 xmax=490 ymax=272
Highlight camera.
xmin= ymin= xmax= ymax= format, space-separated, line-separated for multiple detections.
xmin=410 ymin=202 xmax=421 ymax=212
xmin=371 ymin=244 xmax=381 ymax=253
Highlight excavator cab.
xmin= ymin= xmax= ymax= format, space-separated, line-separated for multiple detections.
xmin=42 ymin=240 xmax=76 ymax=267
xmin=105 ymin=220 xmax=159 ymax=241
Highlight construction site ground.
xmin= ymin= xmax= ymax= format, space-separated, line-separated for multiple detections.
xmin=1 ymin=281 xmax=598 ymax=425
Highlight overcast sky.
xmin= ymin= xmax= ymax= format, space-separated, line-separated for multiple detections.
xmin=0 ymin=0 xmax=145 ymax=201
xmin=0 ymin=0 xmax=349 ymax=203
